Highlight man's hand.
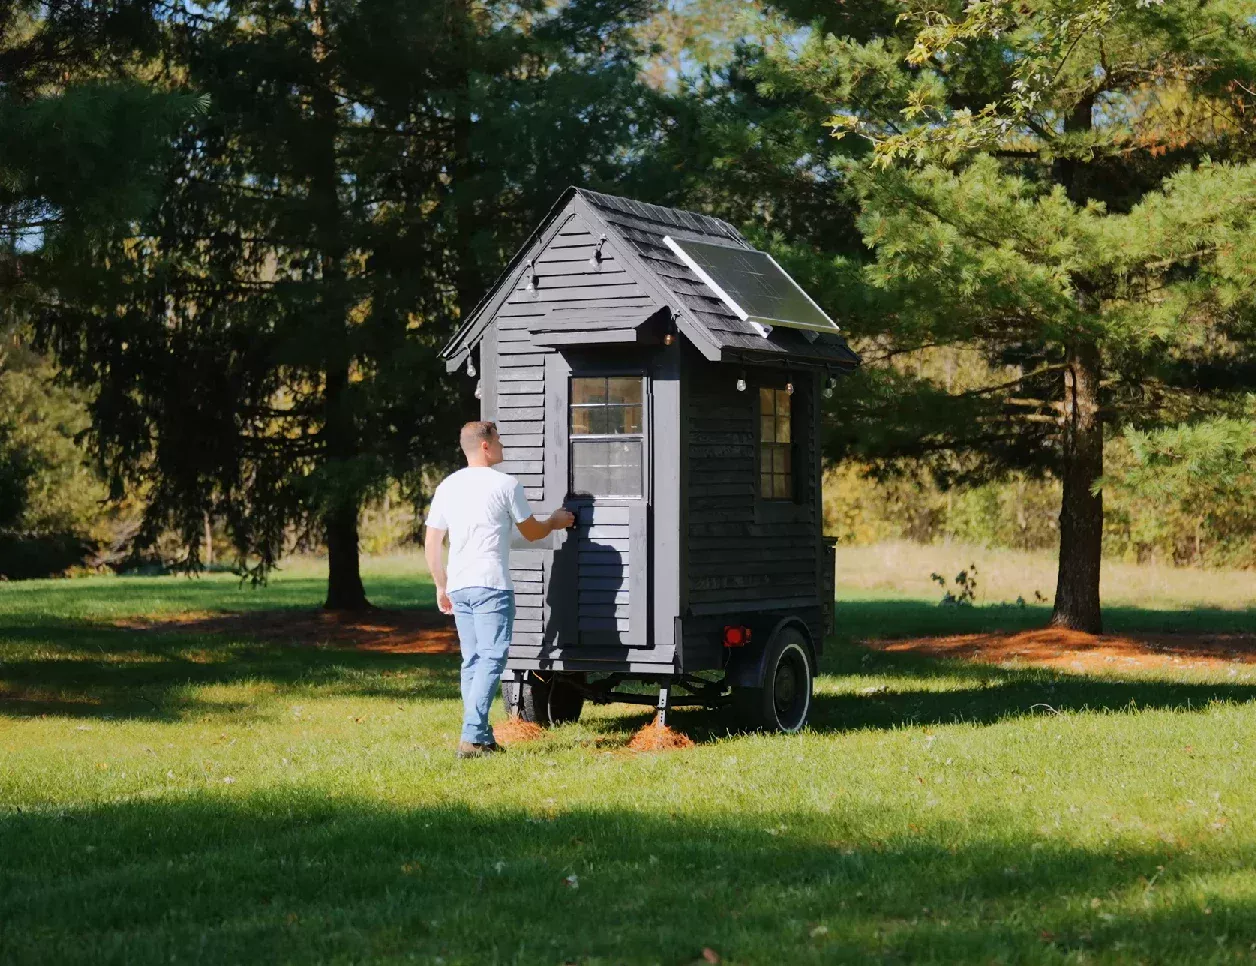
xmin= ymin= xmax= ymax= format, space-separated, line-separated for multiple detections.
xmin=548 ymin=507 xmax=576 ymax=530
xmin=517 ymin=507 xmax=576 ymax=542
xmin=437 ymin=588 xmax=453 ymax=615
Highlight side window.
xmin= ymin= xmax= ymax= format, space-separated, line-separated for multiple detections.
xmin=759 ymin=386 xmax=794 ymax=501
xmin=570 ymin=376 xmax=644 ymax=497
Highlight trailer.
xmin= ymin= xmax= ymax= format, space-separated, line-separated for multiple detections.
xmin=441 ymin=189 xmax=859 ymax=732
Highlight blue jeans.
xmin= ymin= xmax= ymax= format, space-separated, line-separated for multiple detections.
xmin=448 ymin=586 xmax=515 ymax=745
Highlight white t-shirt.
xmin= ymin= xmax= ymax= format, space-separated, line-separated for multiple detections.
xmin=424 ymin=466 xmax=534 ymax=593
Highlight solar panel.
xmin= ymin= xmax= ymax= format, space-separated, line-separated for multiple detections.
xmin=662 ymin=236 xmax=839 ymax=337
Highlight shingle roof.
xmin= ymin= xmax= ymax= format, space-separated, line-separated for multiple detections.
xmin=442 ymin=187 xmax=860 ymax=370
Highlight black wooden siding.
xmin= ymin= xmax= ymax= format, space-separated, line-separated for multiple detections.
xmin=493 ymin=213 xmax=655 ymax=653
xmin=681 ymin=361 xmax=825 ymax=666
xmin=574 ymin=504 xmax=633 ymax=636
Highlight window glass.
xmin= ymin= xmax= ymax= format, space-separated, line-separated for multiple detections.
xmin=572 ymin=439 xmax=643 ymax=497
xmin=758 ymin=385 xmax=794 ymax=501
xmin=572 ymin=441 xmax=609 ymax=495
xmin=571 ymin=407 xmax=600 ymax=436
xmin=571 ymin=377 xmax=643 ymax=437
xmin=570 ymin=376 xmax=645 ymax=497
xmin=607 ymin=377 xmax=643 ymax=405
xmin=572 ymin=379 xmax=607 ymax=406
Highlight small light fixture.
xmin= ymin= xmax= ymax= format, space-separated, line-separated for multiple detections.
xmin=823 ymin=374 xmax=836 ymax=399
xmin=786 ymin=380 xmax=795 ymax=396
xmin=524 ymin=259 xmax=539 ymax=295
xmin=663 ymin=332 xmax=675 ymax=346
xmin=466 ymin=357 xmax=477 ymax=378
xmin=736 ymin=374 xmax=747 ymax=393
xmin=587 ymin=234 xmax=607 ymax=268
xmin=474 ymin=380 xmax=482 ymax=399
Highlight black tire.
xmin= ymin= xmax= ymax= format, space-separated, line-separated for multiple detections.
xmin=502 ymin=671 xmax=585 ymax=726
xmin=731 ymin=627 xmax=813 ymax=733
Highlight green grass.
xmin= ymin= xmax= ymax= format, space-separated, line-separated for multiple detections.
xmin=4 ymin=564 xmax=1256 ymax=964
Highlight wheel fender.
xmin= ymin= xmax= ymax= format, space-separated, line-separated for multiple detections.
xmin=724 ymin=617 xmax=816 ymax=689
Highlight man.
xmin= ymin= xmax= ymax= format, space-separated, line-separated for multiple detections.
xmin=424 ymin=420 xmax=575 ymax=759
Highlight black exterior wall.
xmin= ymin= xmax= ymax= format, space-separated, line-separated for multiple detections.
xmin=445 ymin=188 xmax=857 ymax=681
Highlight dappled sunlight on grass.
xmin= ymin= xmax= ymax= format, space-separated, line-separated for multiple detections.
xmin=5 ymin=559 xmax=1256 ymax=962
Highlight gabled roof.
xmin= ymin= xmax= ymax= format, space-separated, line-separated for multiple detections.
xmin=442 ymin=187 xmax=860 ymax=371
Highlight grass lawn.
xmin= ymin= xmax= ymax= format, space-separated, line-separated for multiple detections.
xmin=4 ymin=559 xmax=1256 ymax=965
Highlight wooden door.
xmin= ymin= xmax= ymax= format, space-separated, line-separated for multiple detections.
xmin=556 ymin=370 xmax=650 ymax=653
xmin=570 ymin=499 xmax=648 ymax=650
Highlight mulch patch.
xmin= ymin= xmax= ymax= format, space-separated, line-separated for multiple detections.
xmin=866 ymin=627 xmax=1256 ymax=674
xmin=626 ymin=715 xmax=696 ymax=751
xmin=117 ymin=607 xmax=460 ymax=654
xmin=119 ymin=609 xmax=1256 ymax=684
xmin=494 ymin=716 xmax=546 ymax=744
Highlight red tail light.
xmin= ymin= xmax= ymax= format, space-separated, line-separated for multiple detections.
xmin=723 ymin=625 xmax=751 ymax=648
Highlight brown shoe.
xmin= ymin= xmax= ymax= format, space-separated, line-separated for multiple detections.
xmin=455 ymin=741 xmax=506 ymax=759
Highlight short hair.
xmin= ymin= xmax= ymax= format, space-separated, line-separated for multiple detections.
xmin=460 ymin=420 xmax=498 ymax=454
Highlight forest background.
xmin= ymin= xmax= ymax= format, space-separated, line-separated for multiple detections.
xmin=3 ymin=0 xmax=1255 ymax=628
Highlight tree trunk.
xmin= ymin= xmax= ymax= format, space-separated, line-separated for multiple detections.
xmin=309 ymin=0 xmax=368 ymax=612
xmin=324 ymin=490 xmax=366 ymax=611
xmin=1050 ymin=340 xmax=1104 ymax=633
xmin=1048 ymin=91 xmax=1104 ymax=633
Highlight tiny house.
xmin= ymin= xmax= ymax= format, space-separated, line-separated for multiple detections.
xmin=441 ymin=189 xmax=859 ymax=731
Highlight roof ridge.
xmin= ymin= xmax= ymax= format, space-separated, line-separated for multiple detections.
xmin=575 ymin=187 xmax=745 ymax=245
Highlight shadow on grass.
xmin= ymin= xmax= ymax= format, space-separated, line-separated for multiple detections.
xmin=0 ymin=620 xmax=459 ymax=720
xmin=833 ymin=598 xmax=1256 ymax=642
xmin=655 ymin=635 xmax=1256 ymax=742
xmin=6 ymin=596 xmax=1256 ymax=728
xmin=812 ymin=667 xmax=1256 ymax=735
xmin=0 ymin=571 xmax=437 ymax=625
xmin=659 ymin=675 xmax=1256 ymax=745
xmin=2 ymin=795 xmax=1253 ymax=965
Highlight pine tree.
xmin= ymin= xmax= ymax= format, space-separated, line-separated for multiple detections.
xmin=38 ymin=0 xmax=663 ymax=608
xmin=780 ymin=0 xmax=1256 ymax=631
xmin=1 ymin=1 xmax=193 ymax=310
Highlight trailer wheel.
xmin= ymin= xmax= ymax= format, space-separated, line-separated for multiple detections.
xmin=731 ymin=627 xmax=812 ymax=733
xmin=502 ymin=672 xmax=585 ymax=726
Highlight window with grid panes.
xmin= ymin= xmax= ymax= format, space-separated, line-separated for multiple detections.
xmin=569 ymin=376 xmax=644 ymax=497
xmin=759 ymin=387 xmax=793 ymax=500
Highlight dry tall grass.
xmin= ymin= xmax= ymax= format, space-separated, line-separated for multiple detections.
xmin=278 ymin=543 xmax=1256 ymax=611
xmin=836 ymin=540 xmax=1256 ymax=610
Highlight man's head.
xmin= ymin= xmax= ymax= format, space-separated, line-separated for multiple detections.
xmin=460 ymin=420 xmax=504 ymax=467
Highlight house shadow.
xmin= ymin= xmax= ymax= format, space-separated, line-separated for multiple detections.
xmin=543 ymin=509 xmax=629 ymax=659
xmin=653 ymin=640 xmax=1256 ymax=743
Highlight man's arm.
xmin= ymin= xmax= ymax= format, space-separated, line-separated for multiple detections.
xmin=424 ymin=525 xmax=453 ymax=614
xmin=516 ymin=507 xmax=575 ymax=542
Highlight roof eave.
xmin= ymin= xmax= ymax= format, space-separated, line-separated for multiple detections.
xmin=439 ymin=186 xmax=582 ymax=362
